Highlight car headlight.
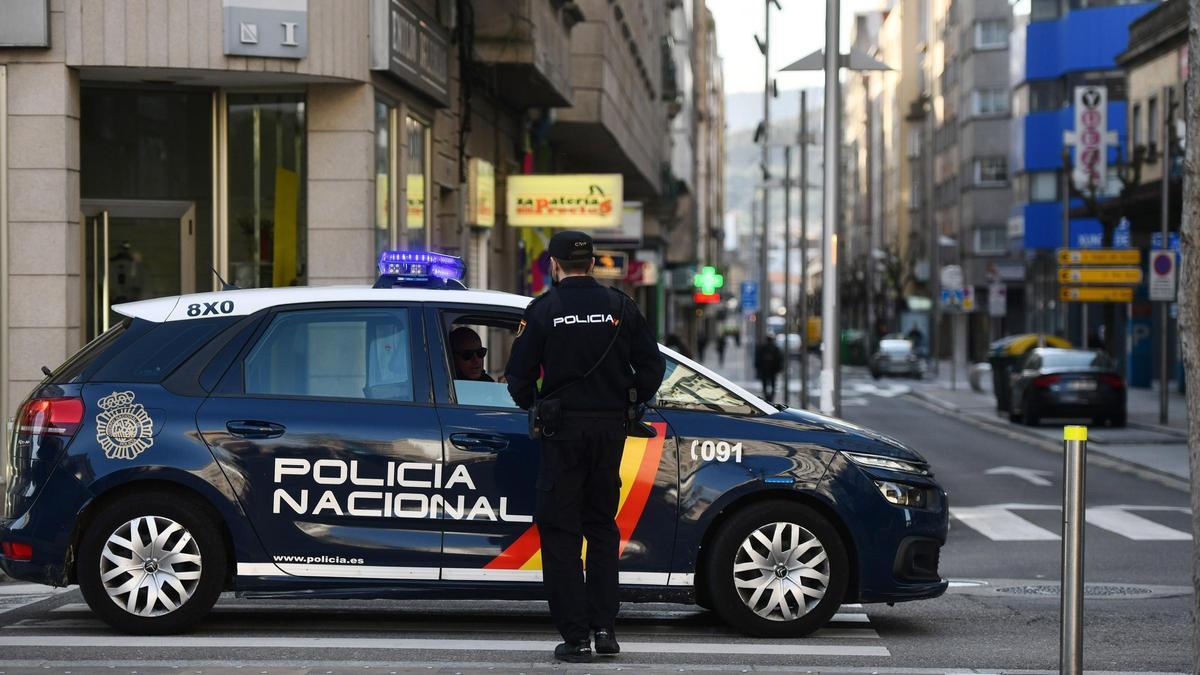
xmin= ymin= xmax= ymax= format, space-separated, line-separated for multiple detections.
xmin=843 ymin=451 xmax=929 ymax=475
xmin=874 ymin=480 xmax=928 ymax=507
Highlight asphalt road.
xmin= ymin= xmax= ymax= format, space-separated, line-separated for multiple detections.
xmin=0 ymin=373 xmax=1190 ymax=674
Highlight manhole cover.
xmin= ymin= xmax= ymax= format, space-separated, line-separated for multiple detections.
xmin=994 ymin=584 xmax=1154 ymax=598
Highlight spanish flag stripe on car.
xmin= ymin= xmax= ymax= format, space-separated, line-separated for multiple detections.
xmin=485 ymin=422 xmax=668 ymax=571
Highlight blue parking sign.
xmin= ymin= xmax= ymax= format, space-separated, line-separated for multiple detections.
xmin=740 ymin=281 xmax=759 ymax=312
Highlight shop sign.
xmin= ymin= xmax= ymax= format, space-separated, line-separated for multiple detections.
xmin=406 ymin=174 xmax=424 ymax=227
xmin=593 ymin=250 xmax=627 ymax=280
xmin=0 ymin=0 xmax=48 ymax=47
xmin=592 ymin=202 xmax=644 ymax=247
xmin=223 ymin=0 xmax=308 ymax=59
xmin=1068 ymin=86 xmax=1115 ymax=193
xmin=370 ymin=0 xmax=450 ymax=107
xmin=507 ymin=174 xmax=623 ymax=228
xmin=467 ymin=159 xmax=495 ymax=227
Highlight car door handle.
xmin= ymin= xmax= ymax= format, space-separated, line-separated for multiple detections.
xmin=226 ymin=420 xmax=286 ymax=439
xmin=449 ymin=433 xmax=509 ymax=452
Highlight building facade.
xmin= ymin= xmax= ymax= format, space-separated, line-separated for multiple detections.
xmin=0 ymin=0 xmax=724 ymax=441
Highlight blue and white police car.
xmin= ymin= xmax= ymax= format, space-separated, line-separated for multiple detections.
xmin=1 ymin=252 xmax=947 ymax=636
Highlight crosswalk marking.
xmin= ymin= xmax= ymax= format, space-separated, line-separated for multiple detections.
xmin=951 ymin=506 xmax=1060 ymax=541
xmin=1085 ymin=507 xmax=1192 ymax=541
xmin=951 ymin=505 xmax=1191 ymax=542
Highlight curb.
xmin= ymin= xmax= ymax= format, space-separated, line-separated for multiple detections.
xmin=905 ymin=389 xmax=1191 ymax=493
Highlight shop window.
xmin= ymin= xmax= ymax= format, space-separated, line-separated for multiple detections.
xmin=404 ymin=116 xmax=431 ymax=249
xmin=375 ymin=100 xmax=394 ymax=260
xmin=1131 ymin=103 xmax=1142 ymax=147
xmin=1147 ymin=96 xmax=1158 ymax=148
xmin=227 ymin=94 xmax=307 ymax=289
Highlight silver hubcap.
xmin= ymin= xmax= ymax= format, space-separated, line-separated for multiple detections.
xmin=732 ymin=521 xmax=830 ymax=622
xmin=99 ymin=515 xmax=202 ymax=617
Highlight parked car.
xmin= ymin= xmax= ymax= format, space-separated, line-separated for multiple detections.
xmin=988 ymin=334 xmax=1072 ymax=412
xmin=1008 ymin=348 xmax=1126 ymax=427
xmin=870 ymin=339 xmax=924 ymax=379
xmin=774 ymin=332 xmax=804 ymax=358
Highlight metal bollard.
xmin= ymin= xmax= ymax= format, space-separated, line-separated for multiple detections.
xmin=1060 ymin=425 xmax=1087 ymax=675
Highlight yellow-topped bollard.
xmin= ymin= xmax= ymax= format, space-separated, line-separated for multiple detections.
xmin=1063 ymin=425 xmax=1088 ymax=442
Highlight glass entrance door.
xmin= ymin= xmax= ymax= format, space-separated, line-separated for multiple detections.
xmin=83 ymin=200 xmax=196 ymax=340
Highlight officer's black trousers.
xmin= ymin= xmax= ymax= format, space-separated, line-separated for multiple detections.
xmin=535 ymin=420 xmax=626 ymax=643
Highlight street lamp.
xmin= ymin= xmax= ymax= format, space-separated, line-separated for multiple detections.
xmin=782 ymin=12 xmax=890 ymax=418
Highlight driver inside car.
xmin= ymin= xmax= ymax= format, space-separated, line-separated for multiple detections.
xmin=450 ymin=326 xmax=497 ymax=382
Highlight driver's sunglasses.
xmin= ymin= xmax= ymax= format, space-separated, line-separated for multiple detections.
xmin=456 ymin=348 xmax=488 ymax=360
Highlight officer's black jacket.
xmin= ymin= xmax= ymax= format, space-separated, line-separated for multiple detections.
xmin=505 ymin=276 xmax=666 ymax=412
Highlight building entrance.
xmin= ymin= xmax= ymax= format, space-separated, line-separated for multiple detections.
xmin=82 ymin=200 xmax=196 ymax=340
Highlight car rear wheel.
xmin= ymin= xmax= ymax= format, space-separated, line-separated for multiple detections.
xmin=705 ymin=501 xmax=848 ymax=638
xmin=78 ymin=492 xmax=226 ymax=634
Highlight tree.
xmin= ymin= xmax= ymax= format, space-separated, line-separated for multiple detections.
xmin=1181 ymin=0 xmax=1199 ymax=667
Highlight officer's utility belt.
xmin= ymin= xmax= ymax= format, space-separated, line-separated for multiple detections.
xmin=529 ymin=292 xmax=627 ymax=441
xmin=560 ymin=410 xmax=625 ymax=421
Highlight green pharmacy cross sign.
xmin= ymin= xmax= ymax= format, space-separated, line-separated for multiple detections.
xmin=693 ymin=266 xmax=724 ymax=295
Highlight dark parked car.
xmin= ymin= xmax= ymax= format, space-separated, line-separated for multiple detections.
xmin=1008 ymin=348 xmax=1126 ymax=427
xmin=870 ymin=339 xmax=924 ymax=379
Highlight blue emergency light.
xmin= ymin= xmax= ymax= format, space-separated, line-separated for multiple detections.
xmin=374 ymin=250 xmax=467 ymax=289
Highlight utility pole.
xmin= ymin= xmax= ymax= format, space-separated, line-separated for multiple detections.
xmin=1160 ymin=84 xmax=1173 ymax=424
xmin=820 ymin=0 xmax=841 ymax=417
xmin=783 ymin=144 xmax=793 ymax=406
xmin=756 ymin=0 xmax=777 ymax=344
xmin=799 ymin=90 xmax=810 ymax=409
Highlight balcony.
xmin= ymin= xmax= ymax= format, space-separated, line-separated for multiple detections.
xmin=472 ymin=0 xmax=585 ymax=108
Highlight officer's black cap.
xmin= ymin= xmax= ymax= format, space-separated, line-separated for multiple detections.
xmin=548 ymin=230 xmax=594 ymax=261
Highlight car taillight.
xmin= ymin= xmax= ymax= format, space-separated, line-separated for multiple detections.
xmin=1099 ymin=374 xmax=1124 ymax=389
xmin=1033 ymin=375 xmax=1061 ymax=389
xmin=17 ymin=397 xmax=84 ymax=437
xmin=0 ymin=542 xmax=32 ymax=561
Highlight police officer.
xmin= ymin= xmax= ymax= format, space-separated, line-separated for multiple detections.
xmin=505 ymin=230 xmax=665 ymax=663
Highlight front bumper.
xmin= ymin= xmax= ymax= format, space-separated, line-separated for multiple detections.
xmin=819 ymin=453 xmax=949 ymax=603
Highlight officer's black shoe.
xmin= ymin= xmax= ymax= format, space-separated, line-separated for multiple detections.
xmin=554 ymin=640 xmax=593 ymax=663
xmin=594 ymin=629 xmax=620 ymax=655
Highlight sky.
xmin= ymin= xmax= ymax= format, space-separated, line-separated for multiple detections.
xmin=709 ymin=0 xmax=886 ymax=94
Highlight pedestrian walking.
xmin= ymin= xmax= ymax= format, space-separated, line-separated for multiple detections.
xmin=716 ymin=333 xmax=727 ymax=366
xmin=754 ymin=337 xmax=783 ymax=401
xmin=697 ymin=331 xmax=709 ymax=362
xmin=505 ymin=230 xmax=666 ymax=664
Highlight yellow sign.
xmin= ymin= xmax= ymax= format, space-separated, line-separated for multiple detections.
xmin=467 ymin=158 xmax=495 ymax=227
xmin=1060 ymin=286 xmax=1134 ymax=303
xmin=406 ymin=174 xmax=424 ymax=229
xmin=1057 ymin=267 xmax=1142 ymax=284
xmin=507 ymin=174 xmax=623 ymax=227
xmin=1056 ymin=248 xmax=1141 ymax=266
xmin=273 ymin=167 xmax=299 ymax=287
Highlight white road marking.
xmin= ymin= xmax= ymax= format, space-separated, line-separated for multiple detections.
xmin=0 ymin=635 xmax=890 ymax=656
xmin=1085 ymin=507 xmax=1192 ymax=541
xmin=984 ymin=466 xmax=1054 ymax=487
xmin=951 ymin=507 xmax=1060 ymax=541
xmin=951 ymin=505 xmax=1192 ymax=541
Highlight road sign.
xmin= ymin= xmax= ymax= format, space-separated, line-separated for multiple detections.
xmin=961 ymin=287 xmax=976 ymax=312
xmin=1056 ymin=248 xmax=1140 ymax=266
xmin=740 ymin=281 xmax=758 ymax=312
xmin=940 ymin=265 xmax=963 ymax=291
xmin=1149 ymin=249 xmax=1177 ymax=301
xmin=1057 ymin=267 xmax=1142 ymax=285
xmin=1114 ymin=218 xmax=1131 ymax=248
xmin=1060 ymin=286 xmax=1134 ymax=303
xmin=988 ymin=283 xmax=1007 ymax=318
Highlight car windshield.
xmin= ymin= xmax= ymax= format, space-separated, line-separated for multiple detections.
xmin=880 ymin=340 xmax=912 ymax=355
xmin=1041 ymin=350 xmax=1112 ymax=369
xmin=657 ymin=358 xmax=758 ymax=415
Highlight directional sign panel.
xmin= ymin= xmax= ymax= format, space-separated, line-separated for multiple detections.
xmin=1060 ymin=286 xmax=1134 ymax=303
xmin=1057 ymin=267 xmax=1142 ymax=285
xmin=1056 ymin=248 xmax=1141 ymax=266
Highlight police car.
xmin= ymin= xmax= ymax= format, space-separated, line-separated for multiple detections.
xmin=1 ymin=251 xmax=947 ymax=637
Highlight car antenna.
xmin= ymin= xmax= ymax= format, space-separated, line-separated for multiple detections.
xmin=212 ymin=267 xmax=239 ymax=291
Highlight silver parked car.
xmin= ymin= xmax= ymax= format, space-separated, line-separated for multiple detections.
xmin=870 ymin=339 xmax=925 ymax=379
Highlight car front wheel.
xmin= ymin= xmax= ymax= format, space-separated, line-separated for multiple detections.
xmin=77 ymin=492 xmax=226 ymax=634
xmin=705 ymin=501 xmax=848 ymax=637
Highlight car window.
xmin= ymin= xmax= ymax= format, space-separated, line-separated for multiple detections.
xmin=656 ymin=358 xmax=757 ymax=415
xmin=443 ymin=314 xmax=521 ymax=409
xmin=243 ymin=308 xmax=414 ymax=402
xmin=1042 ymin=350 xmax=1113 ymax=369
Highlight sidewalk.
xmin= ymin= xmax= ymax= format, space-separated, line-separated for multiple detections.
xmin=910 ymin=360 xmax=1191 ymax=486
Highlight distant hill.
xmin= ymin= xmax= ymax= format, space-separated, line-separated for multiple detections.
xmin=724 ymin=87 xmax=824 ymax=132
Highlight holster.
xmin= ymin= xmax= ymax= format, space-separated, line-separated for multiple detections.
xmin=528 ymin=397 xmax=562 ymax=440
